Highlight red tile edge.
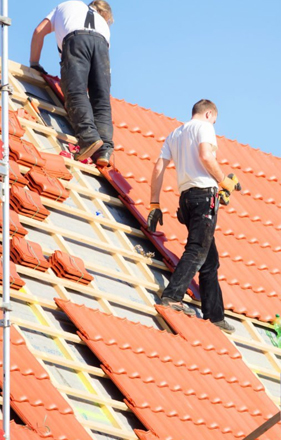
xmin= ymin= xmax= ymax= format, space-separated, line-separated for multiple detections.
xmin=43 ymin=74 xmax=64 ymax=103
xmin=141 ymin=227 xmax=179 ymax=267
xmin=99 ymin=166 xmax=133 ymax=199
xmin=135 ymin=429 xmax=159 ymax=440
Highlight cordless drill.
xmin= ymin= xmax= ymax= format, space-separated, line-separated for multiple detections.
xmin=219 ymin=173 xmax=242 ymax=205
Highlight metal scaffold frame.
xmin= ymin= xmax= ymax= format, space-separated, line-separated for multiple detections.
xmin=0 ymin=0 xmax=12 ymax=439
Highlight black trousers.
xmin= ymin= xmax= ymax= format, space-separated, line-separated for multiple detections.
xmin=60 ymin=31 xmax=114 ymax=155
xmin=162 ymin=187 xmax=225 ymax=323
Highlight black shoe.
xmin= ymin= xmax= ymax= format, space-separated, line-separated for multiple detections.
xmin=95 ymin=150 xmax=112 ymax=167
xmin=74 ymin=139 xmax=103 ymax=161
xmin=161 ymin=297 xmax=196 ymax=316
xmin=212 ymin=319 xmax=235 ymax=334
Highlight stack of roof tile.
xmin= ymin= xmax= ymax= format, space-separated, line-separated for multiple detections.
xmin=0 ymin=257 xmax=25 ymax=290
xmin=0 ymin=207 xmax=28 ymax=237
xmin=9 ymin=136 xmax=45 ymax=168
xmin=26 ymin=168 xmax=69 ymax=202
xmin=9 ymin=160 xmax=29 ymax=187
xmin=0 ymin=108 xmax=25 ymax=138
xmin=41 ymin=152 xmax=73 ymax=181
xmin=10 ymin=186 xmax=50 ymax=221
xmin=50 ymin=250 xmax=94 ymax=284
xmin=10 ymin=236 xmax=49 ymax=272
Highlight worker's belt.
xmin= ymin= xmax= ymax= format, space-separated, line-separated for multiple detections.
xmin=60 ymin=30 xmax=108 ymax=53
xmin=182 ymin=187 xmax=217 ymax=195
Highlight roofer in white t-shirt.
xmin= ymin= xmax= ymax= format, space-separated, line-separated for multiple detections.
xmin=148 ymin=99 xmax=238 ymax=334
xmin=30 ymin=1 xmax=114 ymax=166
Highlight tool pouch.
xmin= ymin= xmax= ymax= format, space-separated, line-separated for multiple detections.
xmin=214 ymin=193 xmax=220 ymax=213
xmin=176 ymin=206 xmax=185 ymax=224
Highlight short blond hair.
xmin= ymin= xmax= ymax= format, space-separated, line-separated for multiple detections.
xmin=89 ymin=1 xmax=114 ymax=25
xmin=192 ymin=99 xmax=218 ymax=116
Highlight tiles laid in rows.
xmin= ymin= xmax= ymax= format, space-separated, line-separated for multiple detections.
xmin=0 ymin=421 xmax=44 ymax=440
xmin=0 ymin=325 xmax=93 ymax=440
xmin=55 ymin=300 xmax=280 ymax=440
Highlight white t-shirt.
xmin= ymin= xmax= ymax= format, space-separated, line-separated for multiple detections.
xmin=159 ymin=119 xmax=218 ymax=193
xmin=46 ymin=1 xmax=110 ymax=51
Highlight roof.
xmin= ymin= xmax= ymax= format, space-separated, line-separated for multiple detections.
xmin=0 ymin=60 xmax=280 ymax=440
xmin=105 ymin=99 xmax=281 ymax=322
xmin=55 ymin=299 xmax=280 ymax=439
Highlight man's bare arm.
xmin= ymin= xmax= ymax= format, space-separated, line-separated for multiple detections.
xmin=199 ymin=142 xmax=224 ymax=183
xmin=150 ymin=157 xmax=170 ymax=202
xmin=30 ymin=19 xmax=52 ymax=64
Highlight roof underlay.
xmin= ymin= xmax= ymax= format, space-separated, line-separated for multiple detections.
xmin=0 ymin=59 xmax=280 ymax=439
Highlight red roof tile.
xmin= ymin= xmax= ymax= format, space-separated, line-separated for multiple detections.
xmin=9 ymin=136 xmax=45 ymax=168
xmin=0 ymin=259 xmax=25 ymax=290
xmin=108 ymin=118 xmax=281 ymax=323
xmin=55 ymin=299 xmax=280 ymax=439
xmin=26 ymin=168 xmax=69 ymax=202
xmin=0 ymin=206 xmax=28 ymax=237
xmin=0 ymin=108 xmax=25 ymax=138
xmin=9 ymin=160 xmax=29 ymax=187
xmin=10 ymin=185 xmax=50 ymax=221
xmin=40 ymin=153 xmax=73 ymax=181
xmin=0 ymin=420 xmax=44 ymax=440
xmin=0 ymin=326 xmax=93 ymax=440
xmin=50 ymin=250 xmax=94 ymax=284
xmin=10 ymin=236 xmax=50 ymax=272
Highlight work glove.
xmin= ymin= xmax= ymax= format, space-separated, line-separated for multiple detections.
xmin=147 ymin=203 xmax=163 ymax=232
xmin=30 ymin=62 xmax=48 ymax=75
xmin=218 ymin=174 xmax=238 ymax=194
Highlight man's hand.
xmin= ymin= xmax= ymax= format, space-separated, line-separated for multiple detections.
xmin=30 ymin=62 xmax=48 ymax=75
xmin=219 ymin=175 xmax=238 ymax=194
xmin=147 ymin=203 xmax=163 ymax=232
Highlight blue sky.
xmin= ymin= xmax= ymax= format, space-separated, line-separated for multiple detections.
xmin=8 ymin=0 xmax=281 ymax=157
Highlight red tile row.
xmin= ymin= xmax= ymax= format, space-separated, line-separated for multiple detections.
xmin=0 ymin=326 xmax=93 ymax=440
xmin=55 ymin=300 xmax=280 ymax=440
xmin=0 ymin=421 xmax=44 ymax=440
xmin=102 ymin=130 xmax=281 ymax=323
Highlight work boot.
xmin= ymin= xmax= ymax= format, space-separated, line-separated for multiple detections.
xmin=212 ymin=319 xmax=235 ymax=334
xmin=74 ymin=139 xmax=103 ymax=162
xmin=95 ymin=149 xmax=112 ymax=167
xmin=161 ymin=297 xmax=196 ymax=316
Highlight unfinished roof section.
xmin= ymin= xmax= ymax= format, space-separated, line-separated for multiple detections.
xmin=0 ymin=59 xmax=280 ymax=439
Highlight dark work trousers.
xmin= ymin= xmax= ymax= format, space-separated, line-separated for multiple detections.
xmin=162 ymin=187 xmax=225 ymax=323
xmin=60 ymin=31 xmax=114 ymax=156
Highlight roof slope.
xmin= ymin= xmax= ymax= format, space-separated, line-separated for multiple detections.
xmin=55 ymin=299 xmax=280 ymax=440
xmin=44 ymin=74 xmax=281 ymax=322
xmin=0 ymin=62 xmax=280 ymax=440
xmin=108 ymin=99 xmax=281 ymax=322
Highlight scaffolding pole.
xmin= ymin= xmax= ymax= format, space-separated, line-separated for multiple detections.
xmin=0 ymin=0 xmax=12 ymax=438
